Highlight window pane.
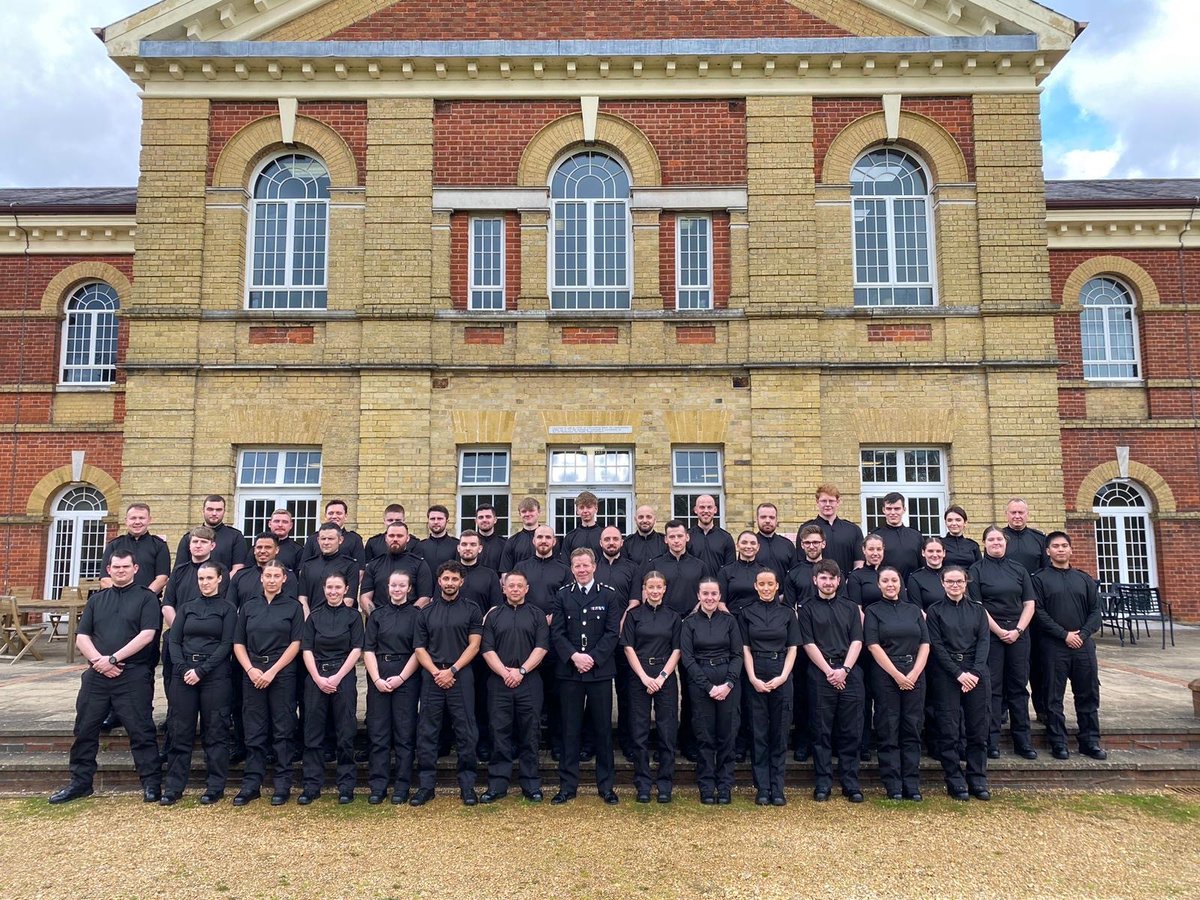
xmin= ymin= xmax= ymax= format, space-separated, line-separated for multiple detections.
xmin=549 ymin=451 xmax=588 ymax=484
xmin=460 ymin=451 xmax=510 ymax=486
xmin=677 ymin=216 xmax=712 ymax=310
xmin=239 ymin=451 xmax=278 ymax=486
xmin=249 ymin=155 xmax=330 ymax=310
xmin=470 ymin=218 xmax=505 ymax=310
xmin=673 ymin=450 xmax=722 ymax=486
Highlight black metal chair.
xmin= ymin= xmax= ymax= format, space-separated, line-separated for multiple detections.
xmin=1098 ymin=587 xmax=1127 ymax=647
xmin=1114 ymin=583 xmax=1174 ymax=649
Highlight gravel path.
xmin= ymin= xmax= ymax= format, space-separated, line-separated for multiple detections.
xmin=1 ymin=791 xmax=1196 ymax=898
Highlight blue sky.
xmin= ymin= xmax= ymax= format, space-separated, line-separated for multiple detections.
xmin=0 ymin=0 xmax=1197 ymax=186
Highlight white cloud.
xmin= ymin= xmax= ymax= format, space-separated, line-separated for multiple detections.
xmin=1056 ymin=147 xmax=1123 ymax=180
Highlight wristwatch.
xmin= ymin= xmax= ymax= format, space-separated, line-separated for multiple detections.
xmin=518 ymin=666 xmax=527 ymax=676
xmin=108 ymin=655 xmax=119 ymax=667
xmin=841 ymin=663 xmax=852 ymax=673
xmin=449 ymin=664 xmax=459 ymax=676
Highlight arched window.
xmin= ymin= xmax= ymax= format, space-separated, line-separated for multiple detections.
xmin=1081 ymin=277 xmax=1140 ymax=380
xmin=61 ymin=282 xmax=119 ymax=385
xmin=851 ymin=148 xmax=935 ymax=307
xmin=1093 ymin=480 xmax=1156 ymax=587
xmin=45 ymin=486 xmax=108 ymax=599
xmin=247 ymin=153 xmax=331 ymax=310
xmin=550 ymin=151 xmax=631 ymax=310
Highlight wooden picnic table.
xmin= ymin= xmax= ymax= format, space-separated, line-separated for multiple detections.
xmin=22 ymin=597 xmax=88 ymax=663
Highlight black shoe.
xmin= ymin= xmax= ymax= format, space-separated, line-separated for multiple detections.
xmin=700 ymin=793 xmax=716 ymax=805
xmin=716 ymin=790 xmax=731 ymax=805
xmin=48 ymin=785 xmax=93 ymax=805
xmin=905 ymin=792 xmax=923 ymax=803
xmin=859 ymin=749 xmax=871 ymax=762
xmin=143 ymin=785 xmax=162 ymax=804
xmin=1080 ymin=745 xmax=1108 ymax=760
xmin=324 ymin=749 xmax=335 ymax=763
xmin=233 ymin=789 xmax=260 ymax=807
xmin=158 ymin=792 xmax=179 ymax=806
xmin=353 ymin=749 xmax=369 ymax=764
xmin=636 ymin=792 xmax=651 ymax=804
xmin=733 ymin=748 xmax=747 ymax=763
xmin=522 ymin=790 xmax=543 ymax=803
xmin=772 ymin=794 xmax=786 ymax=807
xmin=622 ymin=746 xmax=636 ymax=762
xmin=601 ymin=790 xmax=620 ymax=805
xmin=392 ymin=789 xmax=410 ymax=805
xmin=844 ymin=789 xmax=864 ymax=803
xmin=1015 ymin=747 xmax=1038 ymax=760
xmin=813 ymin=789 xmax=830 ymax=802
xmin=266 ymin=751 xmax=277 ymax=765
xmin=887 ymin=792 xmax=903 ymax=801
xmin=271 ymin=792 xmax=289 ymax=806
xmin=755 ymin=791 xmax=770 ymax=806
xmin=410 ymin=788 xmax=435 ymax=807
xmin=551 ymin=791 xmax=576 ymax=805
xmin=949 ymin=788 xmax=970 ymax=801
xmin=100 ymin=712 xmax=120 ymax=733
xmin=157 ymin=751 xmax=170 ymax=767
xmin=477 ymin=746 xmax=492 ymax=763
xmin=368 ymin=792 xmax=386 ymax=805
xmin=461 ymin=791 xmax=478 ymax=807
xmin=338 ymin=790 xmax=354 ymax=805
xmin=987 ymin=747 xmax=1001 ymax=759
xmin=686 ymin=748 xmax=702 ymax=763
xmin=970 ymin=788 xmax=992 ymax=801
xmin=1051 ymin=745 xmax=1069 ymax=760
xmin=297 ymin=791 xmax=319 ymax=805
xmin=199 ymin=790 xmax=224 ymax=805
xmin=550 ymin=748 xmax=561 ymax=762
xmin=657 ymin=790 xmax=672 ymax=804
xmin=579 ymin=749 xmax=595 ymax=762
xmin=228 ymin=749 xmax=247 ymax=766
xmin=793 ymin=748 xmax=810 ymax=763
xmin=480 ymin=790 xmax=507 ymax=804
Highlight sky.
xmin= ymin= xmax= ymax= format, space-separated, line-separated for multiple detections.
xmin=0 ymin=0 xmax=1197 ymax=187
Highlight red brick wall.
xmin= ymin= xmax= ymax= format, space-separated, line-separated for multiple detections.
xmin=248 ymin=326 xmax=315 ymax=345
xmin=562 ymin=326 xmax=618 ymax=345
xmin=1058 ymin=388 xmax=1086 ymax=420
xmin=450 ymin=212 xmax=521 ymax=310
xmin=1062 ymin=430 xmax=1200 ymax=512
xmin=812 ymin=97 xmax=975 ymax=181
xmin=1050 ymin=249 xmax=1200 ymax=306
xmin=0 ymin=433 xmax=124 ymax=516
xmin=207 ymin=101 xmax=369 ymax=184
xmin=867 ymin=323 xmax=933 ymax=342
xmin=464 ymin=326 xmax=505 ymax=345
xmin=0 ymin=255 xmax=134 ymax=311
xmin=659 ymin=212 xmax=731 ymax=310
xmin=329 ymin=0 xmax=852 ymax=40
xmin=433 ymin=100 xmax=746 ymax=186
xmin=676 ymin=325 xmax=716 ymax=345
xmin=1148 ymin=388 xmax=1200 ymax=418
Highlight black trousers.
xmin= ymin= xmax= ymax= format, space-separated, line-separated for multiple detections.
xmin=415 ymin=667 xmax=478 ymax=791
xmin=808 ymin=664 xmax=864 ymax=794
xmin=302 ymin=668 xmax=357 ymax=793
xmin=1042 ymin=638 xmax=1101 ymax=749
xmin=870 ymin=663 xmax=925 ymax=796
xmin=859 ymin=654 xmax=876 ymax=752
xmin=68 ymin=665 xmax=161 ymax=791
xmin=748 ymin=660 xmax=792 ymax=797
xmin=165 ymin=669 xmax=232 ymax=795
xmin=930 ymin=666 xmax=990 ymax=793
xmin=614 ymin=653 xmax=633 ymax=753
xmin=472 ymin=656 xmax=492 ymax=753
xmin=241 ymin=665 xmax=298 ymax=795
xmin=627 ymin=671 xmax=678 ymax=795
xmin=366 ymin=664 xmax=420 ymax=795
xmin=987 ymin=631 xmax=1032 ymax=750
xmin=558 ymin=678 xmax=614 ymax=794
xmin=1029 ymin=629 xmax=1047 ymax=716
xmin=228 ymin=657 xmax=245 ymax=753
xmin=487 ymin=672 xmax=543 ymax=795
xmin=688 ymin=665 xmax=739 ymax=795
xmin=792 ymin=657 xmax=812 ymax=753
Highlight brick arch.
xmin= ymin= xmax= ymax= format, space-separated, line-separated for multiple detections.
xmin=821 ymin=111 xmax=970 ymax=185
xmin=39 ymin=261 xmax=132 ymax=316
xmin=1061 ymin=256 xmax=1161 ymax=312
xmin=517 ymin=113 xmax=661 ymax=187
xmin=211 ymin=115 xmax=360 ymax=189
xmin=26 ymin=465 xmax=121 ymax=518
xmin=1073 ymin=461 xmax=1176 ymax=516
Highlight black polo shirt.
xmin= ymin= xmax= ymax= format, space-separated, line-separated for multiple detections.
xmin=717 ymin=559 xmax=766 ymax=615
xmin=1032 ymin=566 xmax=1102 ymax=640
xmin=848 ymin=565 xmax=886 ymax=609
xmin=169 ymin=593 xmax=236 ymax=678
xmin=102 ymin=532 xmax=170 ymax=590
xmin=687 ymin=524 xmax=735 ymax=576
xmin=798 ymin=594 xmax=864 ymax=660
xmin=596 ymin=553 xmax=639 ymax=605
xmin=175 ymin=522 xmax=249 ymax=573
xmin=511 ymin=554 xmax=571 ymax=614
xmin=754 ymin=532 xmax=795 ymax=582
xmin=361 ymin=550 xmax=433 ymax=602
xmin=499 ymin=528 xmax=537 ymax=573
xmin=301 ymin=527 xmax=366 ymax=570
xmin=1002 ymin=526 xmax=1047 ymax=574
xmin=680 ymin=610 xmax=743 ymax=689
xmin=623 ymin=530 xmax=666 ymax=567
xmin=234 ymin=594 xmax=304 ymax=659
xmin=482 ymin=601 xmax=550 ymax=669
xmin=864 ymin=598 xmax=928 ymax=659
xmin=877 ymin=523 xmax=923 ymax=581
xmin=799 ymin=516 xmax=864 ymax=579
xmin=740 ymin=599 xmax=801 ymax=655
xmin=302 ymin=601 xmax=365 ymax=660
xmin=906 ymin=566 xmax=947 ymax=611
xmin=298 ymin=553 xmax=361 ymax=605
xmin=941 ymin=534 xmax=981 ymax=569
xmin=638 ymin=551 xmax=706 ymax=617
xmin=968 ymin=556 xmax=1035 ymax=624
xmin=478 ymin=531 xmax=508 ymax=572
xmin=77 ymin=582 xmax=161 ymax=665
xmin=364 ymin=532 xmax=387 ymax=563
xmin=559 ymin=523 xmax=603 ymax=564
xmin=459 ymin=561 xmax=502 ymax=612
xmin=229 ymin=563 xmax=299 ymax=609
xmin=416 ymin=533 xmax=458 ymax=573
xmin=365 ymin=599 xmax=421 ymax=661
xmin=274 ymin=537 xmax=303 ymax=572
xmin=620 ymin=600 xmax=682 ymax=663
xmin=551 ymin=581 xmax=622 ymax=681
xmin=163 ymin=559 xmax=206 ymax=610
xmin=927 ymin=597 xmax=990 ymax=678
xmin=415 ymin=595 xmax=483 ymax=666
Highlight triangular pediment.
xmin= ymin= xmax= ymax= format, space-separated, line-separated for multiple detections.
xmin=102 ymin=0 xmax=1079 ymax=57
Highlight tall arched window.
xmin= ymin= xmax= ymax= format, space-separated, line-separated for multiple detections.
xmin=851 ymin=148 xmax=935 ymax=307
xmin=1093 ymin=480 xmax=1156 ymax=587
xmin=1081 ymin=277 xmax=1140 ymax=380
xmin=247 ymin=153 xmax=331 ymax=310
xmin=61 ymin=282 xmax=119 ymax=385
xmin=45 ymin=486 xmax=108 ymax=599
xmin=550 ymin=151 xmax=631 ymax=310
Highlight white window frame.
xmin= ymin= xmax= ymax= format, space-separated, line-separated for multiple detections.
xmin=859 ymin=447 xmax=948 ymax=536
xmin=671 ymin=447 xmax=725 ymax=529
xmin=1093 ymin=480 xmax=1158 ymax=588
xmin=547 ymin=447 xmax=635 ymax=536
xmin=676 ymin=214 xmax=713 ymax=310
xmin=851 ymin=148 xmax=937 ymax=308
xmin=44 ymin=485 xmax=108 ymax=599
xmin=60 ymin=282 xmax=119 ymax=386
xmin=1081 ymin=276 xmax=1142 ymax=381
xmin=245 ymin=153 xmax=331 ymax=311
xmin=234 ymin=448 xmax=323 ymax=543
xmin=548 ymin=151 xmax=633 ymax=310
xmin=457 ymin=448 xmax=511 ymax=534
xmin=468 ymin=216 xmax=506 ymax=311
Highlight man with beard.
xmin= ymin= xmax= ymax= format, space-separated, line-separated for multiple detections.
xmin=301 ymin=499 xmax=366 ymax=571
xmin=418 ymin=505 xmax=458 ymax=572
xmin=365 ymin=504 xmax=407 ymax=563
xmin=624 ymin=505 xmax=666 ymax=567
xmin=687 ymin=494 xmax=734 ymax=576
xmin=360 ymin=522 xmax=433 ymax=614
xmin=473 ymin=503 xmax=508 ymax=571
xmin=754 ymin=502 xmax=795 ymax=581
xmin=175 ymin=495 xmax=248 ymax=576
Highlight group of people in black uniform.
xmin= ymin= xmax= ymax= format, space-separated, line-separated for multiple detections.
xmin=48 ymin=485 xmax=1106 ymax=808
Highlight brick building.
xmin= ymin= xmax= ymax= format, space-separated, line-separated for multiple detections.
xmin=1 ymin=0 xmax=1197 ymax=618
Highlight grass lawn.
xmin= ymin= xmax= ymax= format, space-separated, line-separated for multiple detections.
xmin=1 ymin=790 xmax=1196 ymax=898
